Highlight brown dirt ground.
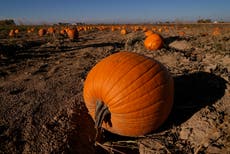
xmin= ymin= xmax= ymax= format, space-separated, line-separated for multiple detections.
xmin=0 ymin=24 xmax=230 ymax=154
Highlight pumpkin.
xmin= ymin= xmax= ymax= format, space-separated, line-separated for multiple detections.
xmin=144 ymin=33 xmax=163 ymax=50
xmin=212 ymin=27 xmax=221 ymax=36
xmin=31 ymin=27 xmax=35 ymax=32
xmin=14 ymin=29 xmax=19 ymax=34
xmin=145 ymin=30 xmax=153 ymax=37
xmin=47 ymin=27 xmax=55 ymax=34
xmin=59 ymin=29 xmax=66 ymax=36
xmin=178 ymin=31 xmax=185 ymax=36
xmin=111 ymin=26 xmax=116 ymax=32
xmin=133 ymin=26 xmax=141 ymax=32
xmin=142 ymin=27 xmax=148 ymax=32
xmin=9 ymin=29 xmax=15 ymax=37
xmin=38 ymin=28 xmax=46 ymax=36
xmin=66 ymin=28 xmax=79 ymax=40
xmin=83 ymin=51 xmax=174 ymax=137
xmin=152 ymin=27 xmax=157 ymax=32
xmin=120 ymin=29 xmax=127 ymax=35
xmin=27 ymin=27 xmax=35 ymax=34
xmin=27 ymin=29 xmax=32 ymax=34
xmin=158 ymin=28 xmax=162 ymax=32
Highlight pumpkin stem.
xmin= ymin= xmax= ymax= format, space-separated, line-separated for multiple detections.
xmin=94 ymin=100 xmax=111 ymax=142
xmin=95 ymin=100 xmax=111 ymax=129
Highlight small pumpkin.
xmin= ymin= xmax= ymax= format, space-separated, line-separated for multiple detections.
xmin=9 ymin=29 xmax=15 ymax=37
xmin=212 ymin=27 xmax=221 ymax=36
xmin=27 ymin=29 xmax=32 ymax=34
xmin=38 ymin=28 xmax=46 ymax=36
xmin=111 ymin=26 xmax=116 ymax=32
xmin=14 ymin=29 xmax=19 ymax=34
xmin=120 ymin=28 xmax=127 ymax=35
xmin=27 ymin=28 xmax=34 ymax=34
xmin=47 ymin=27 xmax=55 ymax=34
xmin=178 ymin=31 xmax=185 ymax=36
xmin=142 ymin=27 xmax=148 ymax=32
xmin=59 ymin=29 xmax=66 ymax=36
xmin=66 ymin=28 xmax=79 ymax=40
xmin=83 ymin=51 xmax=174 ymax=137
xmin=144 ymin=33 xmax=163 ymax=50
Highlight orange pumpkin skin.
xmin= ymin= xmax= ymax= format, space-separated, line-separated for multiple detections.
xmin=144 ymin=33 xmax=163 ymax=50
xmin=66 ymin=28 xmax=79 ymax=40
xmin=120 ymin=29 xmax=127 ymax=35
xmin=14 ymin=29 xmax=19 ymax=34
xmin=38 ymin=28 xmax=46 ymax=36
xmin=83 ymin=51 xmax=174 ymax=137
xmin=9 ymin=29 xmax=15 ymax=37
xmin=59 ymin=29 xmax=66 ymax=36
xmin=212 ymin=27 xmax=221 ymax=36
xmin=178 ymin=31 xmax=185 ymax=36
xmin=145 ymin=30 xmax=153 ymax=37
xmin=47 ymin=27 xmax=55 ymax=34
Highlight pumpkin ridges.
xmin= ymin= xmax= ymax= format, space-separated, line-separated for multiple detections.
xmin=110 ymin=74 xmax=170 ymax=113
xmin=106 ymin=82 xmax=173 ymax=136
xmin=110 ymin=70 xmax=172 ymax=122
xmin=92 ymin=60 xmax=103 ymax=101
xmin=86 ymin=65 xmax=172 ymax=115
xmin=101 ymin=54 xmax=147 ymax=104
xmin=105 ymin=101 xmax=165 ymax=136
xmin=108 ymin=62 xmax=161 ymax=109
xmin=84 ymin=51 xmax=169 ymax=104
xmin=84 ymin=52 xmax=134 ymax=106
xmin=112 ymin=98 xmax=164 ymax=118
xmin=102 ymin=101 xmax=164 ymax=129
xmin=84 ymin=52 xmax=140 ymax=108
xmin=104 ymin=58 xmax=149 ymax=104
xmin=94 ymin=52 xmax=137 ymax=102
xmin=99 ymin=52 xmax=134 ymax=100
xmin=111 ymin=80 xmax=172 ymax=115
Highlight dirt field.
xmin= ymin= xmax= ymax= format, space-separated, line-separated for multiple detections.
xmin=0 ymin=24 xmax=230 ymax=154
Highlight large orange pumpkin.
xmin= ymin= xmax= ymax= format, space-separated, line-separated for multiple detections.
xmin=144 ymin=33 xmax=163 ymax=50
xmin=83 ymin=51 xmax=174 ymax=137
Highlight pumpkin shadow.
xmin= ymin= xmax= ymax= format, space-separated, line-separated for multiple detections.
xmin=0 ymin=41 xmax=123 ymax=67
xmin=161 ymin=71 xmax=227 ymax=129
xmin=164 ymin=36 xmax=182 ymax=46
xmin=66 ymin=96 xmax=96 ymax=154
xmin=66 ymin=95 xmax=139 ymax=154
xmin=67 ymin=72 xmax=227 ymax=154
